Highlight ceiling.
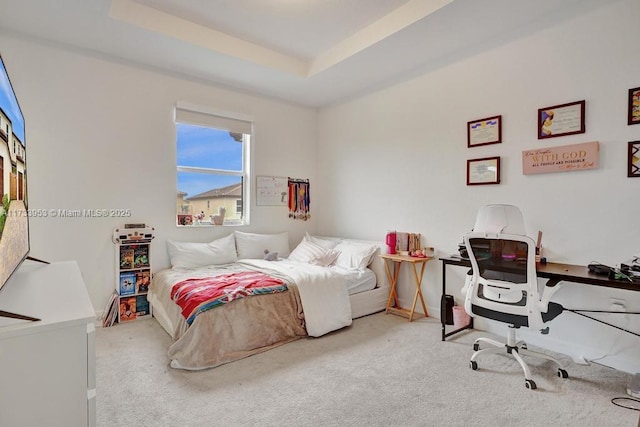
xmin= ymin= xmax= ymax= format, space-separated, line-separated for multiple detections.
xmin=0 ymin=0 xmax=618 ymax=108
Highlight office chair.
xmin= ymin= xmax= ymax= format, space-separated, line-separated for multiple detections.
xmin=463 ymin=205 xmax=567 ymax=390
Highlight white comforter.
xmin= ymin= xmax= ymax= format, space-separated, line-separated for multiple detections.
xmin=238 ymin=259 xmax=352 ymax=336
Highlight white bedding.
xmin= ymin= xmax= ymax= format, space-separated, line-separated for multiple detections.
xmin=148 ymin=237 xmax=389 ymax=369
xmin=150 ymin=258 xmax=367 ymax=337
xmin=238 ymin=259 xmax=352 ymax=336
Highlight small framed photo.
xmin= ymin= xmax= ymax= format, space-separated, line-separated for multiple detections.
xmin=538 ymin=100 xmax=585 ymax=139
xmin=628 ymin=87 xmax=640 ymax=125
xmin=177 ymin=214 xmax=193 ymax=226
xmin=628 ymin=141 xmax=640 ymax=177
xmin=467 ymin=156 xmax=500 ymax=185
xmin=467 ymin=115 xmax=502 ymax=148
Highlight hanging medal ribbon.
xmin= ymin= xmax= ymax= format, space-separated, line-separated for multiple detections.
xmin=288 ymin=178 xmax=310 ymax=221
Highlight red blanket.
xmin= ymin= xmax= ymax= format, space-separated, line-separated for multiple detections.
xmin=171 ymin=271 xmax=288 ymax=325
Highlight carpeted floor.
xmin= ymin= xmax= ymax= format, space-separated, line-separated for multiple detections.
xmin=96 ymin=312 xmax=639 ymax=427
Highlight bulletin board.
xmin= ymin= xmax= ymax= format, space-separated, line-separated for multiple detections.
xmin=256 ymin=176 xmax=288 ymax=206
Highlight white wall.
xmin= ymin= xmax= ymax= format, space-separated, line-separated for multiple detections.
xmin=0 ymin=34 xmax=318 ymax=314
xmin=2 ymin=1 xmax=639 ymax=373
xmin=317 ymin=0 xmax=640 ymax=372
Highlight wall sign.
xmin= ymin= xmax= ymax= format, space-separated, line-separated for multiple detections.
xmin=522 ymin=141 xmax=599 ymax=175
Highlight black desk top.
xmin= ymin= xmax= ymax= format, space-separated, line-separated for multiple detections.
xmin=440 ymin=255 xmax=640 ymax=292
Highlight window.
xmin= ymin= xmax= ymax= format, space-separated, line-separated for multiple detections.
xmin=175 ymin=105 xmax=252 ymax=226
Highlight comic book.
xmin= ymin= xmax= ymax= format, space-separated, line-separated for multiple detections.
xmin=119 ymin=296 xmax=137 ymax=322
xmin=120 ymin=246 xmax=134 ymax=269
xmin=133 ymin=245 xmax=149 ymax=268
xmin=135 ymin=270 xmax=151 ymax=293
xmin=119 ymin=272 xmax=136 ymax=296
xmin=135 ymin=294 xmax=150 ymax=317
xmin=101 ymin=291 xmax=119 ymax=327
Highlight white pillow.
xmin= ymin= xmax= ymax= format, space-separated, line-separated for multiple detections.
xmin=167 ymin=234 xmax=237 ymax=268
xmin=234 ymin=231 xmax=290 ymax=259
xmin=289 ymin=237 xmax=340 ymax=267
xmin=304 ymin=233 xmax=339 ymax=250
xmin=333 ymin=241 xmax=379 ymax=269
xmin=311 ymin=249 xmax=341 ymax=267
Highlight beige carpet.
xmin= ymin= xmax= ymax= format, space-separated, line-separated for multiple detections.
xmin=96 ymin=312 xmax=639 ymax=427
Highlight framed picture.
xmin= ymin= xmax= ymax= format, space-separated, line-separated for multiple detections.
xmin=628 ymin=141 xmax=640 ymax=177
xmin=177 ymin=214 xmax=193 ymax=226
xmin=467 ymin=115 xmax=502 ymax=148
xmin=628 ymin=87 xmax=640 ymax=125
xmin=537 ymin=100 xmax=585 ymax=139
xmin=467 ymin=156 xmax=500 ymax=185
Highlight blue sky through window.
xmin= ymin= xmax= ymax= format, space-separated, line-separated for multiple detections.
xmin=177 ymin=123 xmax=243 ymax=198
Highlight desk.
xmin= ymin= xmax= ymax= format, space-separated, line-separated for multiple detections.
xmin=440 ymin=255 xmax=640 ymax=341
xmin=380 ymin=254 xmax=432 ymax=321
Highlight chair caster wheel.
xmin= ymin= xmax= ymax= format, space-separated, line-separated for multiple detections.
xmin=525 ymin=379 xmax=537 ymax=390
xmin=521 ymin=343 xmax=527 ymax=350
xmin=470 ymin=360 xmax=478 ymax=370
xmin=558 ymin=368 xmax=569 ymax=379
xmin=473 ymin=343 xmax=480 ymax=351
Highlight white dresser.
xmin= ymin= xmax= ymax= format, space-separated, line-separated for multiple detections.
xmin=0 ymin=260 xmax=96 ymax=427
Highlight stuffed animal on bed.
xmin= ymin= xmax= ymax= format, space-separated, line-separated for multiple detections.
xmin=263 ymin=249 xmax=278 ymax=261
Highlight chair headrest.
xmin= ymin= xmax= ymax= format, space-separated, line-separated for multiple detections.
xmin=473 ymin=204 xmax=526 ymax=236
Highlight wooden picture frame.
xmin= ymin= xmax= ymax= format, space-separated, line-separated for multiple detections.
xmin=538 ymin=100 xmax=585 ymax=139
xmin=467 ymin=115 xmax=502 ymax=148
xmin=467 ymin=156 xmax=500 ymax=185
xmin=628 ymin=87 xmax=640 ymax=125
xmin=628 ymin=141 xmax=640 ymax=177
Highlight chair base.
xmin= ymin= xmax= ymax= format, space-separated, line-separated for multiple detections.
xmin=469 ymin=325 xmax=568 ymax=390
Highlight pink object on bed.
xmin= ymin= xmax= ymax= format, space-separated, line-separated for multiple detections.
xmin=171 ymin=271 xmax=288 ymax=325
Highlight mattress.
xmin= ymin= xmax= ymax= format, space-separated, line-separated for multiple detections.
xmin=350 ymin=284 xmax=389 ymax=319
xmin=332 ymin=265 xmax=377 ymax=295
xmin=149 ymin=238 xmax=390 ymax=369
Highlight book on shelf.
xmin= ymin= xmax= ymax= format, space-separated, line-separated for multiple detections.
xmin=135 ymin=294 xmax=150 ymax=317
xmin=135 ymin=270 xmax=151 ymax=293
xmin=119 ymin=296 xmax=137 ymax=322
xmin=120 ymin=246 xmax=134 ymax=269
xmin=133 ymin=245 xmax=150 ymax=268
xmin=119 ymin=272 xmax=136 ymax=296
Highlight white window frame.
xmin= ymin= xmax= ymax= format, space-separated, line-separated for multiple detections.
xmin=175 ymin=102 xmax=253 ymax=226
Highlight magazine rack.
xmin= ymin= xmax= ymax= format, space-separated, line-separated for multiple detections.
xmin=103 ymin=224 xmax=154 ymax=326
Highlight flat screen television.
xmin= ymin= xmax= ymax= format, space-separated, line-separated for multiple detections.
xmin=0 ymin=52 xmax=41 ymax=321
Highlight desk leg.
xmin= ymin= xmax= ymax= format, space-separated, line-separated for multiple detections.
xmin=408 ymin=262 xmax=428 ymax=320
xmin=441 ymin=261 xmax=447 ymax=341
xmin=384 ymin=260 xmax=400 ymax=313
xmin=441 ymin=260 xmax=473 ymax=341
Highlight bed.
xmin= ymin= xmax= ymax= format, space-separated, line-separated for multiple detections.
xmin=148 ymin=231 xmax=389 ymax=370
